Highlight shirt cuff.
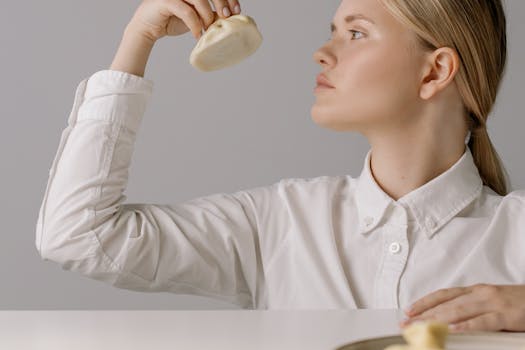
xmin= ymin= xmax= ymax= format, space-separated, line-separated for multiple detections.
xmin=76 ymin=69 xmax=154 ymax=133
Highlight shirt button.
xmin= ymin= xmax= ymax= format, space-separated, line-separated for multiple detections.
xmin=389 ymin=242 xmax=401 ymax=254
xmin=425 ymin=217 xmax=436 ymax=229
xmin=364 ymin=216 xmax=374 ymax=227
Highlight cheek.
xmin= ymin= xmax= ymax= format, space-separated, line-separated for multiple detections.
xmin=339 ymin=47 xmax=417 ymax=116
xmin=311 ymin=45 xmax=419 ymax=131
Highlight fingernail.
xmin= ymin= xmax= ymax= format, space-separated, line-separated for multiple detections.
xmin=223 ymin=6 xmax=231 ymax=17
xmin=234 ymin=4 xmax=241 ymax=14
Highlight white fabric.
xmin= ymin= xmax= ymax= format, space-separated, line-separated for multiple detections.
xmin=36 ymin=69 xmax=525 ymax=310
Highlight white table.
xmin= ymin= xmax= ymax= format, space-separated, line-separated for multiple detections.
xmin=0 ymin=310 xmax=407 ymax=350
xmin=2 ymin=310 xmax=524 ymax=350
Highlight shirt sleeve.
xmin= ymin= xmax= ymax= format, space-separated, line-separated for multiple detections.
xmin=35 ymin=69 xmax=280 ymax=309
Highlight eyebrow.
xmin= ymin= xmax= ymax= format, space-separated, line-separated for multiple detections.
xmin=330 ymin=14 xmax=376 ymax=33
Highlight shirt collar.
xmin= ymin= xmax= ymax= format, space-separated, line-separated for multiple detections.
xmin=354 ymin=146 xmax=483 ymax=239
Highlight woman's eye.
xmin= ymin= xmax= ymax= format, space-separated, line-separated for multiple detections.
xmin=349 ymin=30 xmax=364 ymax=40
xmin=326 ymin=30 xmax=364 ymax=42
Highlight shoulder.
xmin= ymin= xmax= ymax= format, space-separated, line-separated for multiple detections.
xmin=484 ymin=187 xmax=525 ymax=214
xmin=231 ymin=174 xmax=358 ymax=212
xmin=500 ymin=189 xmax=525 ymax=205
xmin=277 ymin=174 xmax=357 ymax=194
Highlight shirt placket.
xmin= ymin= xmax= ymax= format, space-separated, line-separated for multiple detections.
xmin=373 ymin=204 xmax=409 ymax=308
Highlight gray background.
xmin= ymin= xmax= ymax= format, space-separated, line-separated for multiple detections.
xmin=1 ymin=0 xmax=523 ymax=309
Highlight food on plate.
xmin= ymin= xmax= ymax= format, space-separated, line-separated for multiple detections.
xmin=189 ymin=14 xmax=263 ymax=71
xmin=384 ymin=321 xmax=449 ymax=350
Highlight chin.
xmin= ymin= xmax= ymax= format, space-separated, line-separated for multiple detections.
xmin=310 ymin=107 xmax=360 ymax=132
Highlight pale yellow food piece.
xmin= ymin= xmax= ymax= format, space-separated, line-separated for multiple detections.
xmin=402 ymin=321 xmax=449 ymax=348
xmin=383 ymin=321 xmax=449 ymax=350
xmin=384 ymin=345 xmax=411 ymax=350
xmin=384 ymin=347 xmax=441 ymax=350
xmin=189 ymin=14 xmax=263 ymax=72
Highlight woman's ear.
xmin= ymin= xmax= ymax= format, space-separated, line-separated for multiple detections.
xmin=419 ymin=47 xmax=460 ymax=100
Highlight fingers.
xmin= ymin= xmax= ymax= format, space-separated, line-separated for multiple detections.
xmin=400 ymin=296 xmax=488 ymax=327
xmin=449 ymin=312 xmax=505 ymax=333
xmin=226 ymin=0 xmax=241 ymax=15
xmin=210 ymin=0 xmax=241 ymax=18
xmin=191 ymin=0 xmax=218 ymax=31
xmin=163 ymin=0 xmax=204 ymax=39
xmin=405 ymin=286 xmax=472 ymax=317
xmin=183 ymin=0 xmax=241 ymax=39
xmin=399 ymin=284 xmax=525 ymax=333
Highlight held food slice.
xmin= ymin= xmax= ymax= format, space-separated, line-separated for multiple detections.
xmin=402 ymin=321 xmax=449 ymax=349
xmin=190 ymin=14 xmax=263 ymax=72
xmin=384 ymin=321 xmax=449 ymax=350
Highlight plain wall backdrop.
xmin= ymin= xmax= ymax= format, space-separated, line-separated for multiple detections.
xmin=1 ymin=0 xmax=523 ymax=309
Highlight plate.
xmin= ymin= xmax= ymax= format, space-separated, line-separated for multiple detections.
xmin=335 ymin=333 xmax=525 ymax=350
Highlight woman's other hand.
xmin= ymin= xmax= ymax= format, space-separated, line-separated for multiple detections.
xmin=400 ymin=284 xmax=525 ymax=332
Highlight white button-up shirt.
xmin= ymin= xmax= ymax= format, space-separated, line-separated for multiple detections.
xmin=36 ymin=70 xmax=525 ymax=310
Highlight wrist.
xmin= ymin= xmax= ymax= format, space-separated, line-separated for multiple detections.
xmin=123 ymin=22 xmax=157 ymax=47
xmin=110 ymin=25 xmax=155 ymax=78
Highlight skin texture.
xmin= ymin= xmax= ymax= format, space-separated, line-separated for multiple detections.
xmin=312 ymin=0 xmax=525 ymax=333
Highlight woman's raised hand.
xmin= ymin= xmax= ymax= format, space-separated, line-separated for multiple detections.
xmin=127 ymin=0 xmax=242 ymax=42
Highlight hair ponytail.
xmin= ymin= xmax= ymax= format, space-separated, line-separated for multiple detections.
xmin=467 ymin=112 xmax=510 ymax=195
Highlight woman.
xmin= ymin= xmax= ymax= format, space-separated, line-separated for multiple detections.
xmin=36 ymin=0 xmax=525 ymax=332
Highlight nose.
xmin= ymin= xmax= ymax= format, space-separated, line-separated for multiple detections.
xmin=312 ymin=44 xmax=335 ymax=67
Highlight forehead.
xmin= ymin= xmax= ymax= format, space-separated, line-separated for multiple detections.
xmin=332 ymin=0 xmax=387 ymax=26
xmin=332 ymin=0 xmax=414 ymax=38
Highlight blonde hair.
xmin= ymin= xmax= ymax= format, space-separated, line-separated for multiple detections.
xmin=379 ymin=0 xmax=511 ymax=195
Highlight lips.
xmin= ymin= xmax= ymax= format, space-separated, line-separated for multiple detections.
xmin=316 ymin=74 xmax=335 ymax=88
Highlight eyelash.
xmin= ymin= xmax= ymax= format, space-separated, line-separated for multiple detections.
xmin=327 ymin=30 xmax=365 ymax=42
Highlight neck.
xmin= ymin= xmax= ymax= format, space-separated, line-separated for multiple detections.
xmin=363 ymin=87 xmax=470 ymax=201
xmin=354 ymin=79 xmax=473 ymax=201
xmin=367 ymin=132 xmax=467 ymax=201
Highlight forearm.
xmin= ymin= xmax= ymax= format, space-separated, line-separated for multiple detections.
xmin=110 ymin=24 xmax=155 ymax=78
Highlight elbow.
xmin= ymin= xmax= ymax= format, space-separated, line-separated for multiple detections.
xmin=35 ymin=213 xmax=67 ymax=262
xmin=35 ymin=225 xmax=97 ymax=266
xmin=35 ymin=205 xmax=99 ymax=264
xmin=35 ymin=227 xmax=69 ymax=263
xmin=36 ymin=233 xmax=62 ymax=262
